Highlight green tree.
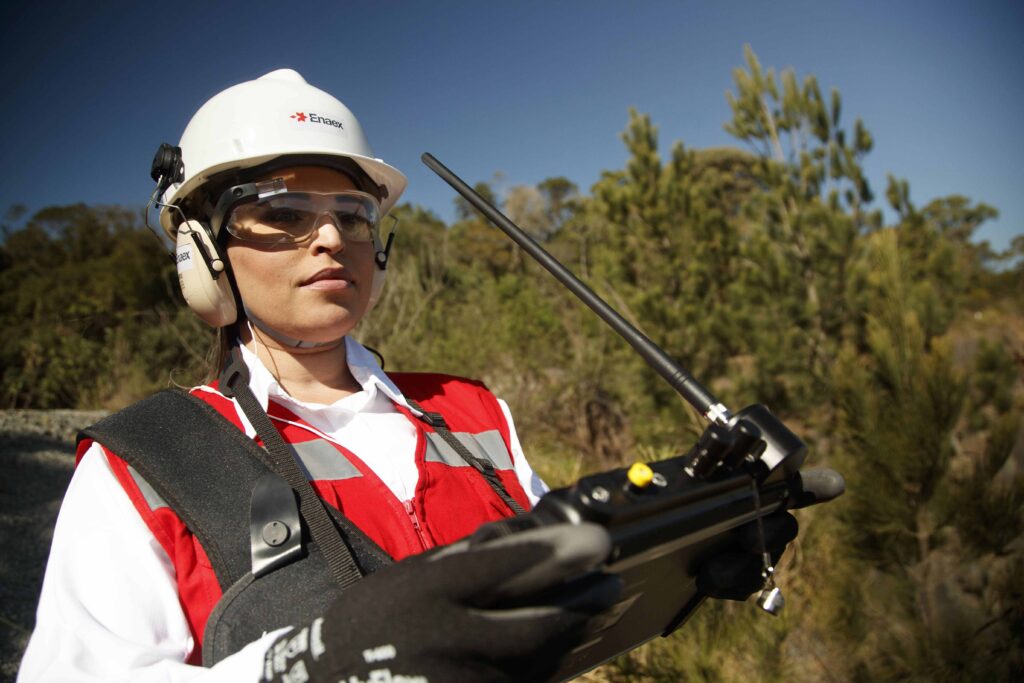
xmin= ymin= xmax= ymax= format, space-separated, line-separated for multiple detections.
xmin=724 ymin=45 xmax=881 ymax=409
xmin=877 ymin=181 xmax=999 ymax=340
xmin=0 ymin=204 xmax=208 ymax=407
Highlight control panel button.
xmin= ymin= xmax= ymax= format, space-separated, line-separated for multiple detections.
xmin=627 ymin=462 xmax=654 ymax=489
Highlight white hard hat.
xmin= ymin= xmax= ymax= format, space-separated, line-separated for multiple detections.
xmin=159 ymin=69 xmax=407 ymax=239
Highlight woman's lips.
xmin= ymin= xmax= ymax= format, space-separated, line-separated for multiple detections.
xmin=301 ymin=268 xmax=354 ymax=291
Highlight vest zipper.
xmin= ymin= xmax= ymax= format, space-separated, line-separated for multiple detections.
xmin=403 ymin=500 xmax=433 ymax=550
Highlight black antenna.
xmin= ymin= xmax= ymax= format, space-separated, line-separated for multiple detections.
xmin=422 ymin=153 xmax=731 ymax=426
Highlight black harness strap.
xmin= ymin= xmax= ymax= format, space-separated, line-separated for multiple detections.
xmin=80 ymin=390 xmax=273 ymax=587
xmin=219 ymin=349 xmax=364 ymax=590
xmin=79 ymin=390 xmax=391 ymax=594
xmin=406 ymin=398 xmax=527 ymax=516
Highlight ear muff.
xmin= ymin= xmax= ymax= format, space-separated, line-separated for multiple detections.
xmin=175 ymin=220 xmax=237 ymax=327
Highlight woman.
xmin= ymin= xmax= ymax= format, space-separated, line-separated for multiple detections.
xmin=19 ymin=69 xmax=620 ymax=682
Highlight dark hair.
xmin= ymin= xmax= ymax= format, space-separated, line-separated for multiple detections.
xmin=203 ymin=324 xmax=237 ymax=384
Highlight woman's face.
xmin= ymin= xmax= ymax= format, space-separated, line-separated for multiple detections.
xmin=226 ymin=165 xmax=378 ymax=345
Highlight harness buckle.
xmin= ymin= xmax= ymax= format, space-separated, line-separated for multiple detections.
xmin=219 ymin=348 xmax=252 ymax=399
xmin=420 ymin=411 xmax=448 ymax=429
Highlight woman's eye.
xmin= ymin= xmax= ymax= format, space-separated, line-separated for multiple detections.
xmin=263 ymin=208 xmax=304 ymax=225
xmin=339 ymin=213 xmax=370 ymax=228
xmin=338 ymin=214 xmax=373 ymax=239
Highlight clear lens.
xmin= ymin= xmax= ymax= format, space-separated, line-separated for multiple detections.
xmin=226 ymin=191 xmax=380 ymax=245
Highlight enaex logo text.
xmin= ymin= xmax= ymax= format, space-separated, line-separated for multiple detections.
xmin=290 ymin=112 xmax=344 ymax=129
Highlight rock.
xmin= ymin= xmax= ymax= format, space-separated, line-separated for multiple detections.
xmin=0 ymin=410 xmax=107 ymax=681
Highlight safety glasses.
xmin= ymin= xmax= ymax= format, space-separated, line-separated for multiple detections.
xmin=212 ymin=178 xmax=381 ymax=246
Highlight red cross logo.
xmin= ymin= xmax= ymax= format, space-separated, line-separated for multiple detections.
xmin=290 ymin=112 xmax=307 ymax=122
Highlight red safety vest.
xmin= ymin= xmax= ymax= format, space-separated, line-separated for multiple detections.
xmin=77 ymin=372 xmax=531 ymax=663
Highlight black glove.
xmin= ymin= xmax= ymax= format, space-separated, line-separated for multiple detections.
xmin=696 ymin=510 xmax=798 ymax=601
xmin=262 ymin=523 xmax=621 ymax=683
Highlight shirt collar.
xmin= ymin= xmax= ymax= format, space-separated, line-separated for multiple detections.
xmin=342 ymin=336 xmax=416 ymax=412
xmin=236 ymin=336 xmax=419 ymax=416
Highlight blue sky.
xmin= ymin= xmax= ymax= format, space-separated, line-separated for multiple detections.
xmin=1 ymin=0 xmax=1021 ymax=251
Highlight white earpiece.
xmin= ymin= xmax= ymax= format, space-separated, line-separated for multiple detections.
xmin=175 ymin=220 xmax=237 ymax=328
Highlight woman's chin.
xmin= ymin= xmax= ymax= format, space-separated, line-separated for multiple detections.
xmin=287 ymin=316 xmax=359 ymax=345
xmin=246 ymin=300 xmax=367 ymax=348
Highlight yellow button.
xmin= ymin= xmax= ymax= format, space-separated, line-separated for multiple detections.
xmin=627 ymin=462 xmax=654 ymax=488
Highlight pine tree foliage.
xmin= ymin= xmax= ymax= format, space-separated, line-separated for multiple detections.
xmin=836 ymin=229 xmax=964 ymax=566
xmin=722 ymin=46 xmax=886 ymax=409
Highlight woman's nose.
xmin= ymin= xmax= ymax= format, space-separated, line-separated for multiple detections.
xmin=309 ymin=213 xmax=345 ymax=253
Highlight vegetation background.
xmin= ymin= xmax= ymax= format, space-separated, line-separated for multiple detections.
xmin=2 ymin=49 xmax=1021 ymax=681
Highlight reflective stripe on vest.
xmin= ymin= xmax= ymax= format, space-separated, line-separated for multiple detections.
xmin=289 ymin=439 xmax=362 ymax=481
xmin=424 ymin=430 xmax=513 ymax=471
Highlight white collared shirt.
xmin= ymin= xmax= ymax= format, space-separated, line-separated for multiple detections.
xmin=206 ymin=337 xmax=546 ymax=505
xmin=18 ymin=338 xmax=547 ymax=682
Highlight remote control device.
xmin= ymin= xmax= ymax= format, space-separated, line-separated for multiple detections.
xmin=423 ymin=153 xmax=845 ymax=681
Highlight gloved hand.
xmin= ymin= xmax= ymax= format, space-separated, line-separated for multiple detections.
xmin=262 ymin=523 xmax=621 ymax=683
xmin=696 ymin=510 xmax=798 ymax=601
